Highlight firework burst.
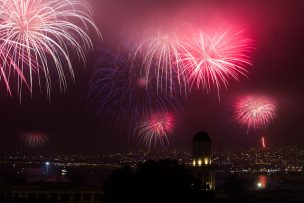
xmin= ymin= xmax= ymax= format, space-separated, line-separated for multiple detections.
xmin=21 ymin=132 xmax=49 ymax=148
xmin=179 ymin=30 xmax=253 ymax=94
xmin=87 ymin=49 xmax=182 ymax=135
xmin=138 ymin=112 xmax=175 ymax=148
xmin=132 ymin=29 xmax=187 ymax=95
xmin=235 ymin=96 xmax=277 ymax=129
xmin=0 ymin=0 xmax=100 ymax=96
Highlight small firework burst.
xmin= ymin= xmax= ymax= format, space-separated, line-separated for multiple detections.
xmin=138 ymin=112 xmax=175 ymax=148
xmin=235 ymin=96 xmax=276 ymax=129
xmin=21 ymin=132 xmax=49 ymax=148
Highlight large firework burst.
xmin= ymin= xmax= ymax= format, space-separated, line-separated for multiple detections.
xmin=132 ymin=29 xmax=187 ymax=95
xmin=87 ymin=49 xmax=182 ymax=135
xmin=234 ymin=96 xmax=277 ymax=129
xmin=179 ymin=30 xmax=253 ymax=94
xmin=0 ymin=0 xmax=100 ymax=96
xmin=138 ymin=112 xmax=175 ymax=148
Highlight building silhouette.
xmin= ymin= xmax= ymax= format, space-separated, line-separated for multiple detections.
xmin=192 ymin=131 xmax=215 ymax=190
xmin=0 ymin=177 xmax=103 ymax=203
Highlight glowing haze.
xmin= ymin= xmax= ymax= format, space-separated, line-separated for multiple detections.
xmin=2 ymin=0 xmax=300 ymax=151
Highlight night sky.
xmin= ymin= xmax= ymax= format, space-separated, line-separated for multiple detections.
xmin=0 ymin=0 xmax=304 ymax=153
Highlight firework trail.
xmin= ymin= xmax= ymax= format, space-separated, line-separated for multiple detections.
xmin=87 ymin=49 xmax=182 ymax=135
xmin=132 ymin=29 xmax=188 ymax=95
xmin=179 ymin=30 xmax=253 ymax=95
xmin=262 ymin=136 xmax=266 ymax=148
xmin=21 ymin=132 xmax=48 ymax=148
xmin=0 ymin=47 xmax=28 ymax=95
xmin=0 ymin=0 xmax=100 ymax=96
xmin=234 ymin=96 xmax=276 ymax=129
xmin=138 ymin=112 xmax=175 ymax=148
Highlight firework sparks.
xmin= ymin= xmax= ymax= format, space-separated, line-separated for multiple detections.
xmin=87 ymin=50 xmax=182 ymax=135
xmin=132 ymin=29 xmax=187 ymax=95
xmin=235 ymin=96 xmax=277 ymax=129
xmin=0 ymin=0 xmax=100 ymax=96
xmin=0 ymin=47 xmax=28 ymax=95
xmin=21 ymin=132 xmax=49 ymax=148
xmin=262 ymin=136 xmax=266 ymax=148
xmin=179 ymin=30 xmax=253 ymax=94
xmin=138 ymin=112 xmax=175 ymax=148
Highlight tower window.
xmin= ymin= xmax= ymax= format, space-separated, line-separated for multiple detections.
xmin=204 ymin=158 xmax=209 ymax=165
xmin=198 ymin=159 xmax=202 ymax=166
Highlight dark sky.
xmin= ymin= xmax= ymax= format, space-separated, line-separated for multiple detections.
xmin=0 ymin=0 xmax=304 ymax=153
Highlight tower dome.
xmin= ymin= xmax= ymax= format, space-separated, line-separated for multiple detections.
xmin=192 ymin=131 xmax=211 ymax=143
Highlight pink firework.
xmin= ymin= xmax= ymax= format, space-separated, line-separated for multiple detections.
xmin=0 ymin=0 xmax=100 ymax=97
xmin=235 ymin=96 xmax=276 ymax=129
xmin=132 ymin=29 xmax=187 ymax=95
xmin=179 ymin=30 xmax=253 ymax=94
xmin=21 ymin=132 xmax=49 ymax=148
xmin=138 ymin=113 xmax=175 ymax=148
xmin=0 ymin=48 xmax=28 ymax=95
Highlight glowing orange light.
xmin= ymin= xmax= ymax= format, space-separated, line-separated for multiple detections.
xmin=198 ymin=159 xmax=202 ymax=166
xmin=258 ymin=175 xmax=267 ymax=189
xmin=193 ymin=160 xmax=196 ymax=166
xmin=262 ymin=136 xmax=266 ymax=148
xmin=204 ymin=158 xmax=209 ymax=165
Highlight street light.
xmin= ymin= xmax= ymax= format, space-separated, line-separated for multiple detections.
xmin=45 ymin=162 xmax=50 ymax=176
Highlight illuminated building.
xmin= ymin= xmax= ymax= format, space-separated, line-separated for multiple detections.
xmin=192 ymin=131 xmax=215 ymax=190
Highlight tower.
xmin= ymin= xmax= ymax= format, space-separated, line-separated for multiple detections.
xmin=192 ymin=131 xmax=215 ymax=190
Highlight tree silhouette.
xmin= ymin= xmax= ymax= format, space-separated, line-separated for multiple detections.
xmin=103 ymin=159 xmax=216 ymax=203
xmin=223 ymin=174 xmax=245 ymax=199
xmin=135 ymin=159 xmax=192 ymax=203
xmin=103 ymin=166 xmax=136 ymax=202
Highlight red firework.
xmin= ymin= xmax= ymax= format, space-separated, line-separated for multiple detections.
xmin=21 ymin=132 xmax=49 ymax=148
xmin=138 ymin=112 xmax=175 ymax=148
xmin=179 ymin=30 xmax=253 ymax=93
xmin=262 ymin=136 xmax=266 ymax=148
xmin=235 ymin=96 xmax=276 ymax=129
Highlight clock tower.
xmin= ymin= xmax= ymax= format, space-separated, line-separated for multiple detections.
xmin=192 ymin=131 xmax=215 ymax=190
